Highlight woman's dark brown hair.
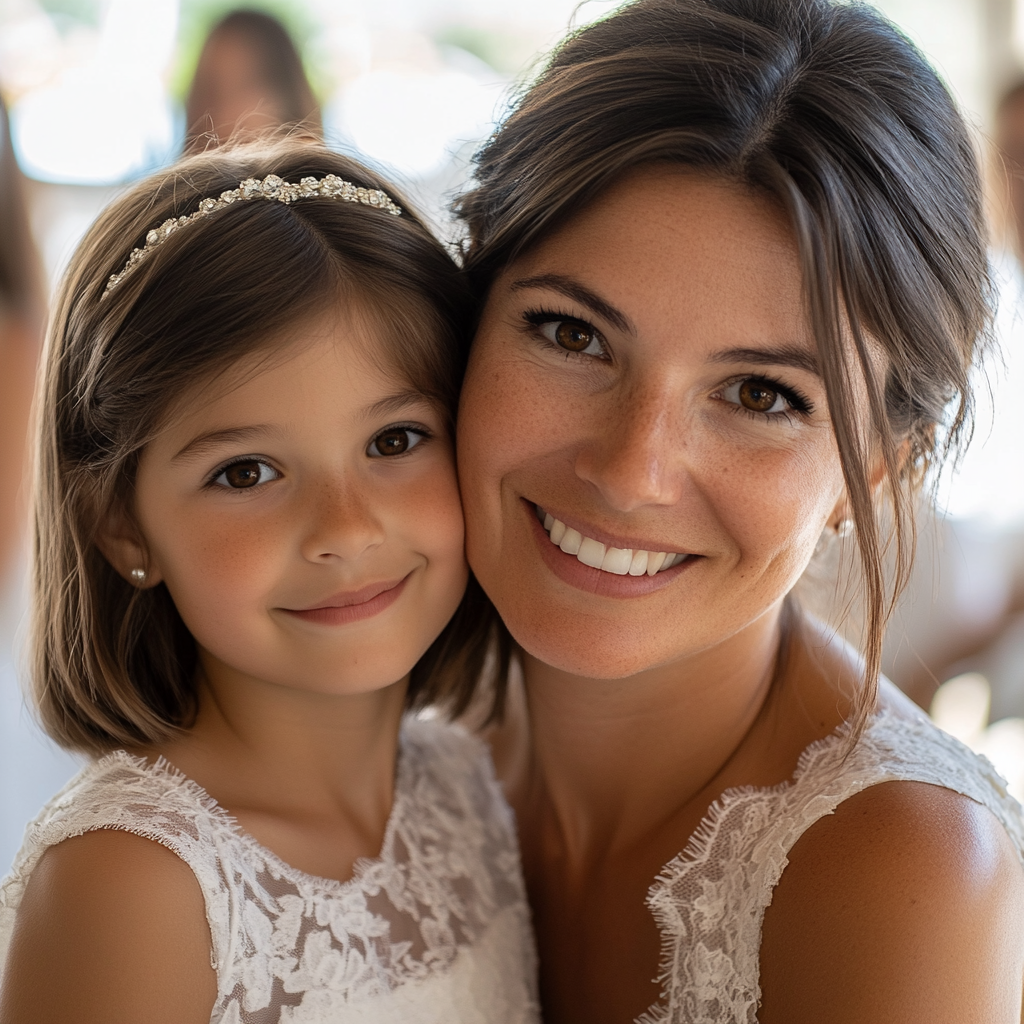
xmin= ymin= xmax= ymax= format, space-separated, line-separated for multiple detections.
xmin=185 ymin=9 xmax=321 ymax=152
xmin=34 ymin=139 xmax=491 ymax=755
xmin=457 ymin=0 xmax=991 ymax=729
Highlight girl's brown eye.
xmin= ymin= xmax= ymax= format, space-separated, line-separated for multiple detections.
xmin=374 ymin=429 xmax=410 ymax=456
xmin=738 ymin=380 xmax=779 ymax=413
xmin=368 ymin=428 xmax=426 ymax=458
xmin=555 ymin=320 xmax=595 ymax=352
xmin=224 ymin=461 xmax=264 ymax=488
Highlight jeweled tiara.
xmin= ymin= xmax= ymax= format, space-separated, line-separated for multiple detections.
xmin=104 ymin=173 xmax=402 ymax=295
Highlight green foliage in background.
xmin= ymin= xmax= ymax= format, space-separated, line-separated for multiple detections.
xmin=171 ymin=0 xmax=329 ymax=103
xmin=38 ymin=0 xmax=102 ymax=31
xmin=433 ymin=25 xmax=545 ymax=77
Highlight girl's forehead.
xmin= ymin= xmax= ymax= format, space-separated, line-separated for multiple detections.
xmin=152 ymin=311 xmax=417 ymax=437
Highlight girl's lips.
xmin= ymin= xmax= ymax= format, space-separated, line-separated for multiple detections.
xmin=281 ymin=576 xmax=409 ymax=626
xmin=524 ymin=501 xmax=697 ymax=598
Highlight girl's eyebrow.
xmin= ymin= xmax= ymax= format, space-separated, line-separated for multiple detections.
xmin=173 ymin=425 xmax=276 ymax=462
xmin=510 ymin=274 xmax=635 ymax=334
xmin=708 ymin=346 xmax=822 ymax=377
xmin=363 ymin=390 xmax=433 ymax=420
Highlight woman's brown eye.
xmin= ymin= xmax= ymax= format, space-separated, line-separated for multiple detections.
xmin=738 ymin=380 xmax=780 ymax=413
xmin=555 ymin=320 xmax=595 ymax=352
xmin=223 ymin=461 xmax=264 ymax=488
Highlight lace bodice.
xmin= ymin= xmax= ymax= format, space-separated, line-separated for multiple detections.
xmin=640 ymin=689 xmax=1024 ymax=1024
xmin=0 ymin=718 xmax=540 ymax=1024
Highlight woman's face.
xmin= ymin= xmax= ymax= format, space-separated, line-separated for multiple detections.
xmin=458 ymin=167 xmax=847 ymax=679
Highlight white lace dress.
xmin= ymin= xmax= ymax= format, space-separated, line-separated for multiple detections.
xmin=639 ymin=689 xmax=1024 ymax=1024
xmin=0 ymin=718 xmax=540 ymax=1024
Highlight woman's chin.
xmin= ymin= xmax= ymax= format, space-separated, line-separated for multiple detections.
xmin=503 ymin=611 xmax=681 ymax=681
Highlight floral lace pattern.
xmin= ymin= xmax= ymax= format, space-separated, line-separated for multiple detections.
xmin=639 ymin=703 xmax=1024 ymax=1024
xmin=0 ymin=719 xmax=540 ymax=1024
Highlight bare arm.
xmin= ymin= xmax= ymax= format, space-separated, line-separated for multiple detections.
xmin=760 ymin=780 xmax=1024 ymax=1024
xmin=0 ymin=829 xmax=217 ymax=1024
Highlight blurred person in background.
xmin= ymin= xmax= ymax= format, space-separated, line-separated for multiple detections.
xmin=0 ymin=96 xmax=41 ymax=578
xmin=997 ymin=79 xmax=1024 ymax=260
xmin=0 ymin=93 xmax=78 ymax=875
xmin=184 ymin=8 xmax=321 ymax=153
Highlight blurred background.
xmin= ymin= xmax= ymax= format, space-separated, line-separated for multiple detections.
xmin=2 ymin=0 xmax=1024 ymax=872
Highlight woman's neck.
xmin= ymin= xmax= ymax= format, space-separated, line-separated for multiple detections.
xmin=514 ymin=606 xmax=848 ymax=863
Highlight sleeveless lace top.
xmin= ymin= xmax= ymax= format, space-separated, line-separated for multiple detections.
xmin=0 ymin=718 xmax=540 ymax=1024
xmin=639 ymin=694 xmax=1024 ymax=1024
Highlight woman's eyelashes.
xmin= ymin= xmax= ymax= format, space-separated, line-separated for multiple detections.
xmin=208 ymin=457 xmax=282 ymax=490
xmin=523 ymin=310 xmax=609 ymax=360
xmin=718 ymin=376 xmax=814 ymax=422
xmin=367 ymin=425 xmax=430 ymax=458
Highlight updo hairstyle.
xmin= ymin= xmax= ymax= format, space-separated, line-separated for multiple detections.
xmin=457 ymin=0 xmax=991 ymax=726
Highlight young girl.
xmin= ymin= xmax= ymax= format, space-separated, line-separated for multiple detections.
xmin=0 ymin=140 xmax=539 ymax=1023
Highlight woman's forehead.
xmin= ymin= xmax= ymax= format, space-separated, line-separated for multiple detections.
xmin=494 ymin=168 xmax=813 ymax=356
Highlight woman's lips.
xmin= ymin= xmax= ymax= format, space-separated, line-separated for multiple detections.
xmin=281 ymin=576 xmax=409 ymax=626
xmin=525 ymin=501 xmax=698 ymax=598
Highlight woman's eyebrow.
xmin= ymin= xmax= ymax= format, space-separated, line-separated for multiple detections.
xmin=510 ymin=274 xmax=635 ymax=334
xmin=709 ymin=346 xmax=821 ymax=377
xmin=173 ymin=425 xmax=275 ymax=462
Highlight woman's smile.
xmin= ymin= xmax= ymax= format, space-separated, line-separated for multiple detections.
xmin=528 ymin=501 xmax=698 ymax=597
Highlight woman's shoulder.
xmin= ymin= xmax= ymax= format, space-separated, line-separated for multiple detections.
xmin=813 ymin=682 xmax=1024 ymax=850
xmin=758 ymin=766 xmax=1024 ymax=1022
xmin=759 ymin=685 xmax=1024 ymax=1019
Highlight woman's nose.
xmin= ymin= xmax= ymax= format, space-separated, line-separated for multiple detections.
xmin=298 ymin=479 xmax=387 ymax=563
xmin=574 ymin=386 xmax=687 ymax=512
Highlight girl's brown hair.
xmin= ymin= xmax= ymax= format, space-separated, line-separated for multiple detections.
xmin=456 ymin=0 xmax=991 ymax=729
xmin=34 ymin=139 xmax=492 ymax=755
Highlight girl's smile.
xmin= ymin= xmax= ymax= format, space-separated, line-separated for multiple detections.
xmin=280 ymin=574 xmax=410 ymax=626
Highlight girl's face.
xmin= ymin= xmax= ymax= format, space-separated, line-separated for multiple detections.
xmin=457 ymin=168 xmax=847 ymax=679
xmin=126 ymin=308 xmax=467 ymax=696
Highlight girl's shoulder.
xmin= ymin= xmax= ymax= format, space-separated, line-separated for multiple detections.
xmin=2 ymin=722 xmax=539 ymax=1024
xmin=3 ymin=750 xmax=235 ymax=903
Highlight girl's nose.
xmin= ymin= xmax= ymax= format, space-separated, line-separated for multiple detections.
xmin=573 ymin=385 xmax=687 ymax=512
xmin=298 ymin=480 xmax=387 ymax=563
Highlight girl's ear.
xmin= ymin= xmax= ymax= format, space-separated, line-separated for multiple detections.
xmin=94 ymin=511 xmax=164 ymax=589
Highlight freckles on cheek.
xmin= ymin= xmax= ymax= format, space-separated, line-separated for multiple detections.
xmin=155 ymin=511 xmax=285 ymax=606
xmin=706 ymin=443 xmax=840 ymax=571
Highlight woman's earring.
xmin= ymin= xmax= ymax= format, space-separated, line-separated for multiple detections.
xmin=834 ymin=518 xmax=853 ymax=538
xmin=130 ymin=567 xmax=147 ymax=583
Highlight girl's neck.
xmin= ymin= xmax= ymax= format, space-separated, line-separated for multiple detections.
xmin=514 ymin=607 xmax=848 ymax=863
xmin=140 ymin=656 xmax=409 ymax=881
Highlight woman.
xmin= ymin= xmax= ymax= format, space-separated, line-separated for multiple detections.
xmin=454 ymin=0 xmax=1024 ymax=1021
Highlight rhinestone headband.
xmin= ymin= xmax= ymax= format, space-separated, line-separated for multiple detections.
xmin=104 ymin=173 xmax=402 ymax=295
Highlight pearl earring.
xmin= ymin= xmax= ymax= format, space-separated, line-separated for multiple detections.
xmin=835 ymin=518 xmax=853 ymax=538
xmin=130 ymin=568 xmax=147 ymax=582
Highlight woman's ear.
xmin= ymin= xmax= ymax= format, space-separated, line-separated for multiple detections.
xmin=94 ymin=510 xmax=163 ymax=589
xmin=828 ymin=444 xmax=898 ymax=534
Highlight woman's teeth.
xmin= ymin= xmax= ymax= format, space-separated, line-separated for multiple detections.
xmin=539 ymin=509 xmax=687 ymax=576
